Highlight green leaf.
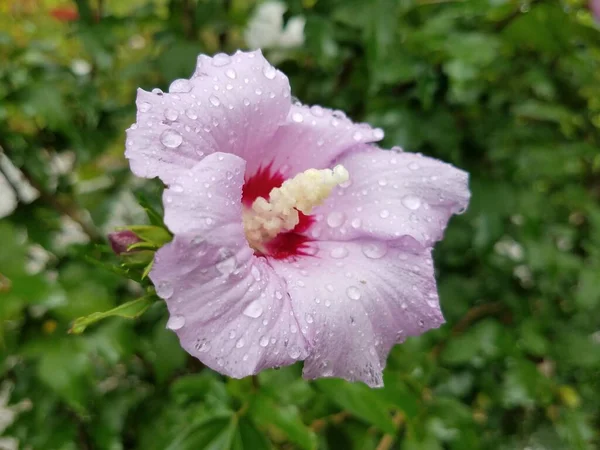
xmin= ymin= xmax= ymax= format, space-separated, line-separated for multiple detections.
xmin=69 ymin=295 xmax=154 ymax=334
xmin=315 ymin=379 xmax=396 ymax=434
xmin=249 ymin=394 xmax=317 ymax=450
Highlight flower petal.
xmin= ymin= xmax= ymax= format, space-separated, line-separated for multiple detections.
xmin=269 ymin=240 xmax=443 ymax=387
xmin=309 ymin=147 xmax=470 ymax=248
xmin=126 ymin=50 xmax=291 ymax=184
xmin=249 ymin=104 xmax=384 ymax=177
xmin=150 ymin=152 xmax=308 ymax=377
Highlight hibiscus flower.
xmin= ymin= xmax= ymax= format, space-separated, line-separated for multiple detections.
xmin=125 ymin=50 xmax=470 ymax=387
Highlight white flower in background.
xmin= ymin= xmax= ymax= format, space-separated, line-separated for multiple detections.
xmin=245 ymin=1 xmax=305 ymax=60
xmin=70 ymin=59 xmax=92 ymax=76
xmin=0 ymin=153 xmax=38 ymax=219
xmin=0 ymin=382 xmax=32 ymax=450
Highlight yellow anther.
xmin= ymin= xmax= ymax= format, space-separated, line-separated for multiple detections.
xmin=244 ymin=165 xmax=349 ymax=251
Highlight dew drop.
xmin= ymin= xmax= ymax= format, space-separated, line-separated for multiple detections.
xmin=330 ymin=247 xmax=349 ymax=259
xmin=255 ymin=88 xmax=263 ymax=95
xmin=402 ymin=195 xmax=421 ymax=210
xmin=288 ymin=346 xmax=301 ymax=359
xmin=166 ymin=314 xmax=185 ymax=330
xmin=275 ymin=290 xmax=283 ymax=300
xmin=160 ymin=130 xmax=183 ymax=148
xmin=171 ymin=184 xmax=184 ymax=193
xmin=259 ymin=336 xmax=269 ymax=347
xmin=352 ymin=131 xmax=363 ymax=141
xmin=292 ymin=112 xmax=304 ymax=123
xmin=251 ymin=266 xmax=261 ymax=281
xmin=262 ymin=65 xmax=277 ymax=79
xmin=305 ymin=313 xmax=314 ymax=324
xmin=156 ymin=281 xmax=174 ymax=299
xmin=225 ymin=68 xmax=237 ymax=79
xmin=373 ymin=128 xmax=384 ymax=139
xmin=196 ymin=339 xmax=211 ymax=352
xmin=235 ymin=337 xmax=245 ymax=348
xmin=164 ymin=108 xmax=179 ymax=121
xmin=326 ymin=211 xmax=345 ymax=228
xmin=310 ymin=105 xmax=324 ymax=117
xmin=351 ymin=218 xmax=362 ymax=229
xmin=229 ymin=330 xmax=236 ymax=339
xmin=243 ymin=300 xmax=263 ymax=318
xmin=408 ymin=162 xmax=420 ymax=170
xmin=379 ymin=209 xmax=390 ymax=219
xmin=346 ymin=286 xmax=361 ymax=300
xmin=243 ymin=98 xmax=250 ymax=106
xmin=138 ymin=101 xmax=152 ymax=112
xmin=185 ymin=109 xmax=198 ymax=119
xmin=151 ymin=88 xmax=163 ymax=96
xmin=362 ymin=242 xmax=387 ymax=259
xmin=209 ymin=95 xmax=221 ymax=106
xmin=212 ymin=53 xmax=231 ymax=66
xmin=216 ymin=254 xmax=236 ymax=276
xmin=169 ymin=79 xmax=192 ymax=93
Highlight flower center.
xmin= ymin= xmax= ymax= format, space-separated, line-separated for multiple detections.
xmin=243 ymin=165 xmax=349 ymax=252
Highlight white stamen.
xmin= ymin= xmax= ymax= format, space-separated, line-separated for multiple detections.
xmin=244 ymin=165 xmax=349 ymax=251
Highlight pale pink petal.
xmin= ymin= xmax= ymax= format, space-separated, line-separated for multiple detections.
xmin=247 ymin=104 xmax=384 ymax=177
xmin=126 ymin=50 xmax=291 ymax=184
xmin=150 ymin=153 xmax=308 ymax=377
xmin=269 ymin=240 xmax=443 ymax=387
xmin=309 ymin=147 xmax=470 ymax=248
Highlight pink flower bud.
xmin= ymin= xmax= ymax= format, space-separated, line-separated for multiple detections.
xmin=108 ymin=230 xmax=141 ymax=255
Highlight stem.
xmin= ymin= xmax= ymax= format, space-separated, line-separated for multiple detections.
xmin=375 ymin=411 xmax=404 ymax=450
xmin=309 ymin=411 xmax=350 ymax=432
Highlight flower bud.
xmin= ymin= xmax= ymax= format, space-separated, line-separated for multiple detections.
xmin=108 ymin=230 xmax=141 ymax=255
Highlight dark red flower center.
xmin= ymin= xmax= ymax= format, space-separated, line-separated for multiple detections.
xmin=242 ymin=164 xmax=314 ymax=259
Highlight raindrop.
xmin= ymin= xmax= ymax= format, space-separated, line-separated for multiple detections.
xmin=288 ymin=346 xmax=301 ymax=359
xmin=169 ymin=79 xmax=192 ymax=93
xmin=362 ymin=242 xmax=387 ymax=259
xmin=402 ymin=195 xmax=421 ymax=210
xmin=408 ymin=162 xmax=420 ymax=170
xmin=171 ymin=184 xmax=184 ymax=193
xmin=243 ymin=98 xmax=250 ymax=106
xmin=152 ymin=88 xmax=164 ymax=95
xmin=292 ymin=112 xmax=304 ymax=123
xmin=156 ymin=281 xmax=174 ymax=299
xmin=164 ymin=108 xmax=179 ymax=121
xmin=310 ymin=105 xmax=324 ymax=117
xmin=326 ymin=211 xmax=345 ymax=228
xmin=212 ymin=53 xmax=231 ymax=66
xmin=196 ymin=339 xmax=211 ymax=352
xmin=305 ymin=313 xmax=314 ymax=324
xmin=373 ymin=128 xmax=384 ymax=139
xmin=259 ymin=336 xmax=269 ymax=347
xmin=243 ymin=300 xmax=263 ymax=318
xmin=209 ymin=95 xmax=221 ymax=107
xmin=225 ymin=68 xmax=237 ymax=79
xmin=216 ymin=253 xmax=236 ymax=276
xmin=138 ymin=101 xmax=152 ymax=112
xmin=351 ymin=218 xmax=362 ymax=229
xmin=160 ymin=130 xmax=183 ymax=148
xmin=379 ymin=209 xmax=390 ymax=219
xmin=255 ymin=88 xmax=263 ymax=95
xmin=229 ymin=330 xmax=236 ymax=339
xmin=352 ymin=131 xmax=363 ymax=141
xmin=251 ymin=266 xmax=261 ymax=281
xmin=330 ymin=247 xmax=348 ymax=259
xmin=346 ymin=286 xmax=361 ymax=300
xmin=235 ymin=337 xmax=245 ymax=348
xmin=262 ymin=65 xmax=277 ymax=79
xmin=275 ymin=290 xmax=283 ymax=300
xmin=185 ymin=109 xmax=198 ymax=119
xmin=166 ymin=314 xmax=185 ymax=330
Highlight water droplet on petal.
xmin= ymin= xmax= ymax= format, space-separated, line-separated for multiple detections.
xmin=402 ymin=195 xmax=421 ymax=210
xmin=139 ymin=101 xmax=152 ymax=112
xmin=408 ymin=162 xmax=420 ymax=170
xmin=156 ymin=281 xmax=174 ymax=299
xmin=164 ymin=108 xmax=179 ymax=121
xmin=351 ymin=218 xmax=362 ymax=229
xmin=346 ymin=286 xmax=361 ymax=300
xmin=326 ymin=211 xmax=345 ymax=228
xmin=185 ymin=109 xmax=198 ymax=119
xmin=151 ymin=88 xmax=164 ymax=95
xmin=262 ymin=65 xmax=277 ymax=79
xmin=216 ymin=253 xmax=236 ymax=276
xmin=373 ymin=128 xmax=384 ymax=139
xmin=251 ymin=266 xmax=261 ymax=281
xmin=160 ymin=130 xmax=183 ymax=148
xmin=379 ymin=209 xmax=390 ymax=219
xmin=166 ymin=314 xmax=185 ymax=330
xmin=362 ymin=242 xmax=387 ymax=259
xmin=305 ymin=313 xmax=314 ymax=324
xmin=243 ymin=98 xmax=250 ymax=106
xmin=235 ymin=337 xmax=245 ymax=348
xmin=352 ymin=131 xmax=363 ymax=141
xmin=259 ymin=336 xmax=269 ymax=347
xmin=288 ymin=346 xmax=301 ymax=359
xmin=275 ymin=290 xmax=283 ymax=300
xmin=243 ymin=300 xmax=263 ymax=318
xmin=172 ymin=184 xmax=184 ymax=193
xmin=212 ymin=53 xmax=231 ymax=66
xmin=330 ymin=247 xmax=348 ymax=259
xmin=169 ymin=79 xmax=192 ymax=93
xmin=196 ymin=339 xmax=211 ymax=352
xmin=209 ymin=95 xmax=221 ymax=106
xmin=310 ymin=105 xmax=324 ymax=116
xmin=225 ymin=68 xmax=237 ymax=79
xmin=292 ymin=112 xmax=304 ymax=123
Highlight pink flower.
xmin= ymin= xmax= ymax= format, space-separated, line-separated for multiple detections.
xmin=125 ymin=50 xmax=470 ymax=386
xmin=592 ymin=0 xmax=600 ymax=22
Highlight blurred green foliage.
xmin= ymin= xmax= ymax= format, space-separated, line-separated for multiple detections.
xmin=1 ymin=0 xmax=600 ymax=448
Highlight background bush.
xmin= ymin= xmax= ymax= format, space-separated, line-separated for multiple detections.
xmin=1 ymin=0 xmax=599 ymax=448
